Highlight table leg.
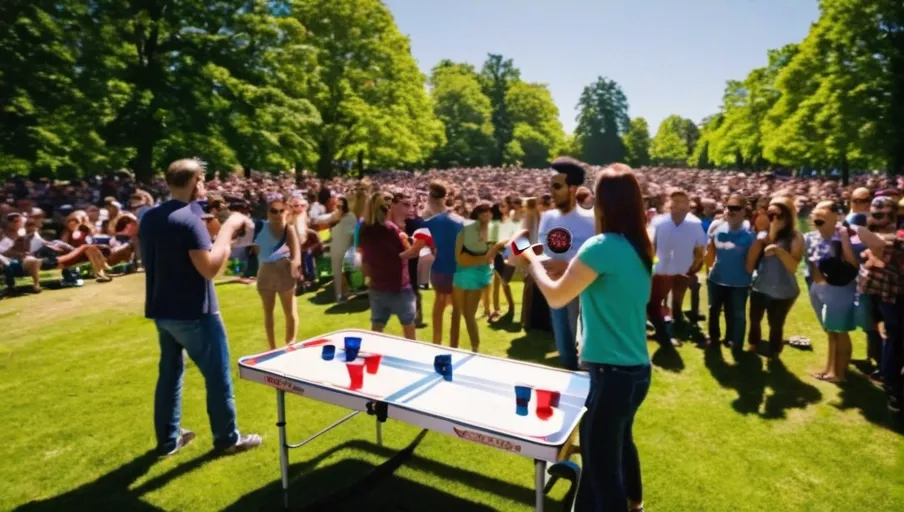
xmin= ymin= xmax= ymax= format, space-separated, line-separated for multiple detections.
xmin=276 ymin=390 xmax=290 ymax=509
xmin=376 ymin=419 xmax=383 ymax=447
xmin=534 ymin=459 xmax=547 ymax=512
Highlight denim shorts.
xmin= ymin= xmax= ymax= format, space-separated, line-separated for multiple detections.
xmin=370 ymin=289 xmax=416 ymax=326
xmin=809 ymin=282 xmax=857 ymax=333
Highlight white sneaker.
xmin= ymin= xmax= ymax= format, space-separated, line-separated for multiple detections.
xmin=222 ymin=433 xmax=263 ymax=454
xmin=161 ymin=428 xmax=196 ymax=456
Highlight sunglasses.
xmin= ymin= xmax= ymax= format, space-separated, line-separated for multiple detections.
xmin=551 ymin=183 xmax=565 ymax=191
xmin=269 ymin=208 xmax=285 ymax=215
xmin=852 ymin=198 xmax=871 ymax=204
xmin=813 ymin=219 xmax=826 ymax=226
xmin=726 ymin=205 xmax=743 ymax=213
xmin=767 ymin=213 xmax=784 ymax=221
xmin=871 ymin=211 xmax=889 ymax=220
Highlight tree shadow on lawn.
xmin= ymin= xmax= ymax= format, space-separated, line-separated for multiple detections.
xmin=14 ymin=449 xmax=221 ymax=512
xmin=834 ymin=371 xmax=903 ymax=435
xmin=225 ymin=437 xmax=554 ymax=512
xmin=704 ymin=345 xmax=822 ymax=419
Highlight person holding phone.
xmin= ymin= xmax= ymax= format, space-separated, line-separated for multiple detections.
xmin=512 ymin=163 xmax=652 ymax=512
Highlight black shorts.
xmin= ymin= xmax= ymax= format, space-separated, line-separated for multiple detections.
xmin=493 ymin=253 xmax=515 ymax=283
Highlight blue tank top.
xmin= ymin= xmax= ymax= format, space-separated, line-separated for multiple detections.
xmin=255 ymin=221 xmax=290 ymax=263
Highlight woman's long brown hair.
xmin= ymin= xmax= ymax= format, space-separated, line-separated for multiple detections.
xmin=594 ymin=163 xmax=654 ymax=272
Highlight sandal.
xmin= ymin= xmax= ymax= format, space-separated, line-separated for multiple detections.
xmin=789 ymin=336 xmax=812 ymax=349
xmin=488 ymin=311 xmax=501 ymax=322
xmin=814 ymin=373 xmax=843 ymax=384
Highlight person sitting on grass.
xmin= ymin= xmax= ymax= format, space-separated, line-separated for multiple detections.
xmin=1 ymin=212 xmax=42 ymax=293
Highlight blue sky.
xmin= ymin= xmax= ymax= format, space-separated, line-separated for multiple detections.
xmin=384 ymin=0 xmax=819 ymax=134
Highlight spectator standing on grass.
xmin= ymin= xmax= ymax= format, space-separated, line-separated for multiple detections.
xmin=746 ymin=196 xmax=804 ymax=359
xmin=538 ymin=158 xmax=595 ymax=370
xmin=648 ymin=189 xmax=706 ymax=348
xmin=704 ymin=195 xmax=755 ymax=357
xmin=139 ymin=158 xmax=261 ymax=456
xmin=855 ymin=203 xmax=904 ymax=414
xmin=359 ymin=192 xmax=417 ymax=339
xmin=423 ymin=180 xmax=464 ymax=346
xmin=804 ymin=202 xmax=859 ymax=383
xmin=254 ymin=195 xmax=301 ymax=350
xmin=513 ymin=163 xmax=652 ymax=512
xmin=390 ymin=191 xmax=428 ymax=328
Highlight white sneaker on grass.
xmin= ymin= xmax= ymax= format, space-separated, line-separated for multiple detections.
xmin=161 ymin=428 xmax=196 ymax=457
xmin=222 ymin=433 xmax=263 ymax=454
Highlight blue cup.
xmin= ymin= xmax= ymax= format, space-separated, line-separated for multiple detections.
xmin=322 ymin=344 xmax=335 ymax=361
xmin=515 ymin=385 xmax=531 ymax=405
xmin=516 ymin=404 xmax=529 ymax=417
xmin=344 ymin=337 xmax=362 ymax=362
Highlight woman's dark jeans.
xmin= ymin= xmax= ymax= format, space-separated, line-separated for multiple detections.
xmin=707 ymin=281 xmax=750 ymax=354
xmin=748 ymin=291 xmax=796 ymax=354
xmin=577 ymin=363 xmax=651 ymax=512
xmin=878 ymin=298 xmax=903 ymax=404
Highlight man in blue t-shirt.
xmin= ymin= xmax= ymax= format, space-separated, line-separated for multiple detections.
xmin=423 ymin=181 xmax=464 ymax=346
xmin=139 ymin=158 xmax=262 ymax=456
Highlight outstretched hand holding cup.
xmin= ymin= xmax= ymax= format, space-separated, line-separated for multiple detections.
xmin=508 ymin=229 xmax=544 ymax=272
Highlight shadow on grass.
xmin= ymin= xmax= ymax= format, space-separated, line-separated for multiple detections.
xmin=704 ymin=345 xmax=822 ymax=419
xmin=651 ymin=346 xmax=685 ymax=373
xmin=834 ymin=372 xmax=903 ymax=435
xmin=505 ymin=329 xmax=561 ymax=367
xmin=14 ymin=450 xmax=220 ymax=512
xmin=225 ymin=437 xmax=552 ymax=512
xmin=325 ymin=294 xmax=370 ymax=315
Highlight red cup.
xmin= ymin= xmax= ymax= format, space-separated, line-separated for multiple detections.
xmin=364 ymin=354 xmax=382 ymax=374
xmin=346 ymin=361 xmax=365 ymax=390
xmin=535 ymin=389 xmax=560 ymax=419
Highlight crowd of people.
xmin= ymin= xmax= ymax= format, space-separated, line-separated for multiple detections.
xmin=2 ymin=161 xmax=904 ymax=511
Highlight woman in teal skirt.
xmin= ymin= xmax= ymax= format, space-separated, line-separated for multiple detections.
xmin=453 ymin=201 xmax=496 ymax=352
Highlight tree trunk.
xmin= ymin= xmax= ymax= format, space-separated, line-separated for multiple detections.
xmin=134 ymin=131 xmax=155 ymax=184
xmin=841 ymin=153 xmax=850 ymax=187
xmin=316 ymin=139 xmax=333 ymax=179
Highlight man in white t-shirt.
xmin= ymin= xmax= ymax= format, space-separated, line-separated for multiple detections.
xmin=649 ymin=189 xmax=707 ymax=346
xmin=537 ymin=157 xmax=595 ymax=370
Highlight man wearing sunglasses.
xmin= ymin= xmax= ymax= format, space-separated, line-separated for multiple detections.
xmin=537 ymin=157 xmax=595 ymax=370
xmin=846 ymin=188 xmax=872 ymax=225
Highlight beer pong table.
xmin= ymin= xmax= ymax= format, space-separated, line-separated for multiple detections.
xmin=239 ymin=329 xmax=590 ymax=511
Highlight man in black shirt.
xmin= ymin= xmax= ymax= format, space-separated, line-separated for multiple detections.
xmin=139 ymin=158 xmax=262 ymax=456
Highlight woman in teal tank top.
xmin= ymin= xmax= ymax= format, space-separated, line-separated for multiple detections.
xmin=512 ymin=162 xmax=653 ymax=512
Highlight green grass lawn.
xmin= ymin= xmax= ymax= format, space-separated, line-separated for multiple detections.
xmin=2 ymin=274 xmax=903 ymax=511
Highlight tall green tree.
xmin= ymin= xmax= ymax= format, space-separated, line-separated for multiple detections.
xmin=428 ymin=60 xmax=495 ymax=167
xmin=480 ymin=54 xmax=521 ymax=166
xmin=295 ymin=0 xmax=443 ymax=177
xmin=573 ymin=77 xmax=630 ymax=165
xmin=505 ymin=81 xmax=566 ymax=167
xmin=622 ymin=117 xmax=651 ymax=166
xmin=650 ymin=115 xmax=692 ymax=166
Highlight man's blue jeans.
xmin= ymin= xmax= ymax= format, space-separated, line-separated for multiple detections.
xmin=707 ymin=281 xmax=750 ymax=353
xmin=577 ymin=363 xmax=651 ymax=511
xmin=154 ymin=314 xmax=240 ymax=453
xmin=550 ymin=299 xmax=580 ymax=371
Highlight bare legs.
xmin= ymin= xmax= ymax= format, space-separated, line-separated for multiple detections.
xmin=454 ymin=287 xmax=483 ymax=352
xmin=277 ymin=288 xmax=298 ymax=344
xmin=259 ymin=289 xmax=277 ymax=350
xmin=432 ymin=292 xmax=460 ymax=348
